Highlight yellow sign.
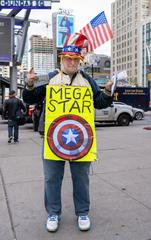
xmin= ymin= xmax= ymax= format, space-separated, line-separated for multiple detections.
xmin=44 ymin=85 xmax=97 ymax=162
xmin=147 ymin=73 xmax=151 ymax=81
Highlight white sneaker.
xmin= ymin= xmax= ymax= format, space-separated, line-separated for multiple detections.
xmin=78 ymin=215 xmax=91 ymax=231
xmin=46 ymin=215 xmax=59 ymax=232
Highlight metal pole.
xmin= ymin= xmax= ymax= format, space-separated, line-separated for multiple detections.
xmin=92 ymin=64 xmax=94 ymax=78
xmin=9 ymin=17 xmax=17 ymax=92
xmin=9 ymin=10 xmax=31 ymax=92
xmin=10 ymin=65 xmax=17 ymax=91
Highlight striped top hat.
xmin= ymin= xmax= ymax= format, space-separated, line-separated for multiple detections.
xmin=60 ymin=33 xmax=88 ymax=60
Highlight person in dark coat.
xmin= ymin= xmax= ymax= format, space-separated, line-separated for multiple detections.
xmin=3 ymin=90 xmax=26 ymax=143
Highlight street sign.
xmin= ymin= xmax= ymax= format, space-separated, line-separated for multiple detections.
xmin=0 ymin=0 xmax=53 ymax=9
xmin=0 ymin=17 xmax=13 ymax=63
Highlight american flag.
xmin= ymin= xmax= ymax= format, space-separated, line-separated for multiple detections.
xmin=80 ymin=11 xmax=113 ymax=52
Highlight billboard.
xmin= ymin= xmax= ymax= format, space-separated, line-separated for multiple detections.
xmin=57 ymin=14 xmax=74 ymax=48
xmin=0 ymin=0 xmax=52 ymax=9
xmin=0 ymin=17 xmax=13 ymax=63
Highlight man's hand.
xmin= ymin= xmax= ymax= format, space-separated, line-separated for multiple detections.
xmin=105 ymin=80 xmax=113 ymax=92
xmin=27 ymin=68 xmax=38 ymax=87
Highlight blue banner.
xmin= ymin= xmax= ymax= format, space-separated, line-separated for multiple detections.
xmin=0 ymin=0 xmax=52 ymax=9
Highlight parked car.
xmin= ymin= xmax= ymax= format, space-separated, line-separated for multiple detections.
xmin=95 ymin=102 xmax=134 ymax=126
xmin=113 ymin=102 xmax=145 ymax=120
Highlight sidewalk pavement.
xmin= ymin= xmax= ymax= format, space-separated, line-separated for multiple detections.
xmin=0 ymin=116 xmax=151 ymax=240
xmin=145 ymin=110 xmax=151 ymax=116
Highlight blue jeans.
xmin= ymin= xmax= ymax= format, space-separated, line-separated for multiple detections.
xmin=43 ymin=159 xmax=91 ymax=217
xmin=8 ymin=119 xmax=19 ymax=141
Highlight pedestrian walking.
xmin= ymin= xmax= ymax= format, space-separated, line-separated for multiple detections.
xmin=23 ymin=33 xmax=113 ymax=232
xmin=3 ymin=90 xmax=26 ymax=143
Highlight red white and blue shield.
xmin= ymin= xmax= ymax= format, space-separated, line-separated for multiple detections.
xmin=47 ymin=114 xmax=93 ymax=160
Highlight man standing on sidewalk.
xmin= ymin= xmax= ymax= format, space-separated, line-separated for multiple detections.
xmin=23 ymin=33 xmax=113 ymax=232
xmin=3 ymin=90 xmax=26 ymax=143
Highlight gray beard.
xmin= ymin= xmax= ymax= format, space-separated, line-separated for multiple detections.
xmin=61 ymin=63 xmax=79 ymax=76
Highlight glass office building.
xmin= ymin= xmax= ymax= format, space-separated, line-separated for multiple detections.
xmin=111 ymin=0 xmax=151 ymax=85
xmin=138 ymin=16 xmax=151 ymax=87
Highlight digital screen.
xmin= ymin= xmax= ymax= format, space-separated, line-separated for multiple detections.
xmin=57 ymin=14 xmax=74 ymax=48
xmin=0 ymin=17 xmax=13 ymax=63
xmin=0 ymin=0 xmax=52 ymax=9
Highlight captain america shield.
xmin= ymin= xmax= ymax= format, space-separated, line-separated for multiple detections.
xmin=47 ymin=114 xmax=93 ymax=160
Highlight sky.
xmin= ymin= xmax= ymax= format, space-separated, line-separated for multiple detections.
xmin=1 ymin=0 xmax=115 ymax=56
xmin=29 ymin=0 xmax=114 ymax=56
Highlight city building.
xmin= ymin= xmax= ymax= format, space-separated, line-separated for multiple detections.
xmin=52 ymin=12 xmax=58 ymax=68
xmin=0 ymin=65 xmax=9 ymax=78
xmin=30 ymin=35 xmax=54 ymax=75
xmin=21 ymin=39 xmax=29 ymax=71
xmin=0 ymin=34 xmax=29 ymax=84
xmin=82 ymin=53 xmax=111 ymax=86
xmin=138 ymin=16 xmax=151 ymax=87
xmin=17 ymin=37 xmax=29 ymax=85
xmin=111 ymin=0 xmax=151 ymax=85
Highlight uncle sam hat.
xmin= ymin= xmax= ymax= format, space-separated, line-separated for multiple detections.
xmin=60 ymin=32 xmax=88 ymax=60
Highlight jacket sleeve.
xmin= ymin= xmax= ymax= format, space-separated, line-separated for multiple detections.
xmin=22 ymin=85 xmax=46 ymax=105
xmin=22 ymin=70 xmax=59 ymax=105
xmin=80 ymin=71 xmax=113 ymax=109
xmin=20 ymin=100 xmax=27 ymax=112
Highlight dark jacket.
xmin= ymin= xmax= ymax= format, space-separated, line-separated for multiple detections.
xmin=22 ymin=70 xmax=113 ymax=134
xmin=3 ymin=97 xmax=26 ymax=120
xmin=23 ymin=70 xmax=113 ymax=109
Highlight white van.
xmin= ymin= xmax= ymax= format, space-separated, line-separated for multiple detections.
xmin=95 ymin=102 xmax=134 ymax=126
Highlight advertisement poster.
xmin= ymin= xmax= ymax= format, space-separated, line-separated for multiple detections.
xmin=57 ymin=14 xmax=74 ymax=48
xmin=44 ymin=85 xmax=97 ymax=162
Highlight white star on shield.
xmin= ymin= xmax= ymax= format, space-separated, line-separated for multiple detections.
xmin=63 ymin=129 xmax=79 ymax=144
